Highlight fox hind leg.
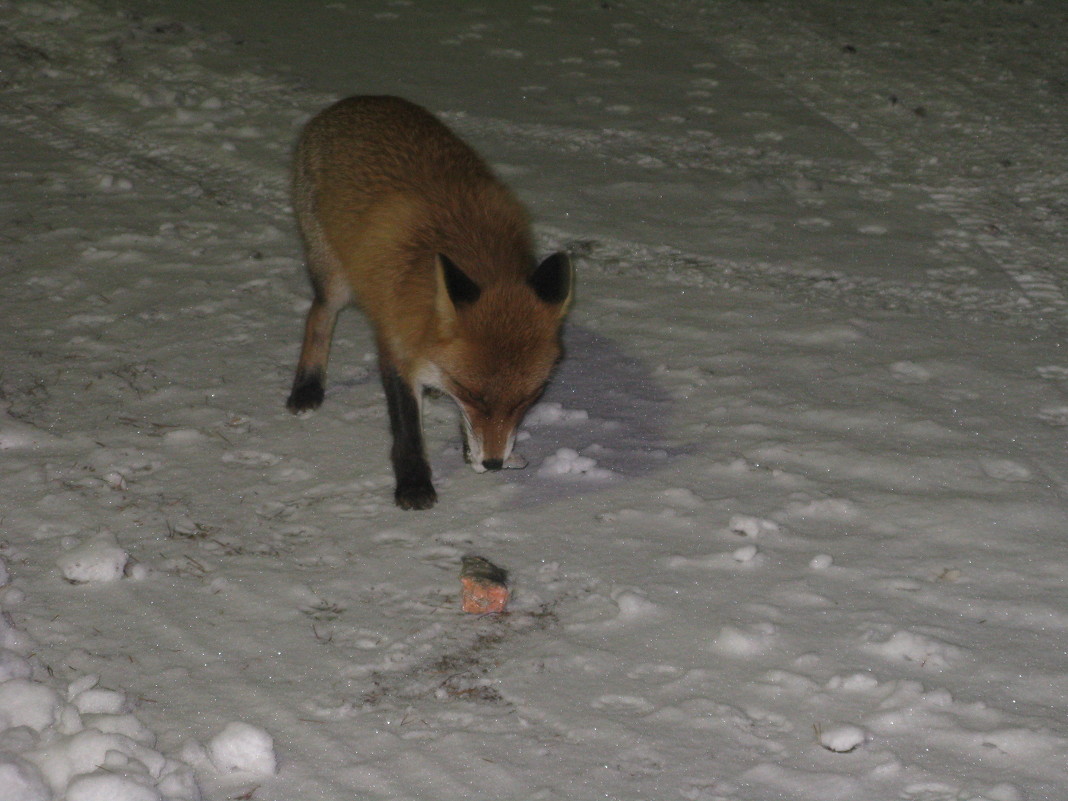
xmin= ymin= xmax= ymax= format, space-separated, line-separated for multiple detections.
xmin=287 ymin=290 xmax=342 ymax=412
xmin=286 ymin=232 xmax=350 ymax=413
xmin=379 ymin=356 xmax=437 ymax=510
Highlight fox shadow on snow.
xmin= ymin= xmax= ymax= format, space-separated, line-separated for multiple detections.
xmin=328 ymin=323 xmax=679 ymax=509
xmin=487 ymin=322 xmax=679 ymax=508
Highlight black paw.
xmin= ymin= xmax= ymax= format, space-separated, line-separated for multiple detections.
xmin=286 ymin=373 xmax=325 ymax=413
xmin=395 ymin=480 xmax=437 ymax=510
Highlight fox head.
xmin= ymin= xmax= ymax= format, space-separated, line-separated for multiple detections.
xmin=431 ymin=251 xmax=573 ymax=472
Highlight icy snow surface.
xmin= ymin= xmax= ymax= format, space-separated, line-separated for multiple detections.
xmin=2 ymin=0 xmax=1068 ymax=799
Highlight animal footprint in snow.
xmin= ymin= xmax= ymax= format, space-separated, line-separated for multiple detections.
xmin=890 ymin=361 xmax=932 ymax=383
xmin=863 ymin=629 xmax=966 ymax=671
xmin=710 ymin=622 xmax=778 ymax=656
xmin=728 ymin=514 xmax=779 ymax=539
xmin=979 ymin=458 xmax=1032 ymax=482
xmin=1037 ymin=406 xmax=1068 ymax=427
xmin=1036 ymin=365 xmax=1068 ymax=380
xmin=221 ymin=450 xmax=282 ymax=468
xmin=592 ymin=694 xmax=655 ymax=714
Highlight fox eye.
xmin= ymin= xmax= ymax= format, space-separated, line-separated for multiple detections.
xmin=449 ymin=378 xmax=490 ymax=415
xmin=509 ymin=384 xmax=547 ymax=417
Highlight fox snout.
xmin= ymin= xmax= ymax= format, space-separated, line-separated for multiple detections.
xmin=459 ymin=410 xmax=520 ymax=473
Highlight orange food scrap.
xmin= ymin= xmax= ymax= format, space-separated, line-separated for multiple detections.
xmin=460 ymin=555 xmax=509 ymax=614
xmin=460 ymin=576 xmax=510 ymax=614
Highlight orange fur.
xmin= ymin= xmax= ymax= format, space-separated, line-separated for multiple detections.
xmin=287 ymin=96 xmax=572 ymax=508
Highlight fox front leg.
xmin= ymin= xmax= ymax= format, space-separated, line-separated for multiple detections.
xmin=379 ymin=361 xmax=437 ymax=510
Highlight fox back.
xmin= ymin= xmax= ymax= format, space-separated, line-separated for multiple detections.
xmin=286 ymin=96 xmax=573 ymax=509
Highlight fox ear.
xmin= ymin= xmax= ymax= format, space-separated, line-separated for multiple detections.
xmin=528 ymin=252 xmax=573 ymax=309
xmin=437 ymin=254 xmax=481 ymax=307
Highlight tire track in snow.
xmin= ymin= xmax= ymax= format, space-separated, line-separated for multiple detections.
xmin=0 ymin=92 xmax=1030 ymax=324
xmin=0 ymin=0 xmax=1039 ymax=326
xmin=637 ymin=0 xmax=1068 ymax=322
xmin=0 ymin=99 xmax=280 ymax=213
xmin=440 ymin=109 xmax=877 ymax=178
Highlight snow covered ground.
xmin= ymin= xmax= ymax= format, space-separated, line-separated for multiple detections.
xmin=2 ymin=0 xmax=1067 ymax=799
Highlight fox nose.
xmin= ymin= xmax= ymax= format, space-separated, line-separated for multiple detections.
xmin=482 ymin=458 xmax=503 ymax=471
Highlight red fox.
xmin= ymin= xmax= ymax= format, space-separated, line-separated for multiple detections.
xmin=286 ymin=96 xmax=573 ymax=510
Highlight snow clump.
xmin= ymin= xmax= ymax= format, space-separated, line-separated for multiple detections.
xmin=56 ymin=533 xmax=129 ymax=584
xmin=523 ymin=402 xmax=589 ymax=426
xmin=0 ymin=555 xmax=277 ymax=800
xmin=208 ymin=722 xmax=278 ymax=775
xmin=0 ymin=666 xmax=200 ymax=800
xmin=538 ymin=447 xmax=614 ymax=479
xmin=817 ymin=723 xmax=870 ymax=753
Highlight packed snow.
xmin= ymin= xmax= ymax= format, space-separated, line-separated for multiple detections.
xmin=2 ymin=0 xmax=1068 ymax=799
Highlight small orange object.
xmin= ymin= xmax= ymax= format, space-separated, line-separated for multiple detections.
xmin=460 ymin=556 xmax=509 ymax=614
